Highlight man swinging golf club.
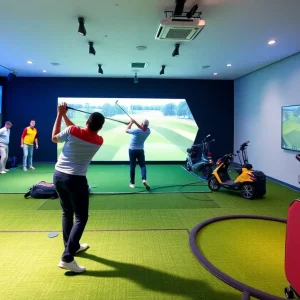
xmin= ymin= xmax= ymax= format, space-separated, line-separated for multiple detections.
xmin=126 ymin=118 xmax=151 ymax=190
xmin=52 ymin=102 xmax=105 ymax=273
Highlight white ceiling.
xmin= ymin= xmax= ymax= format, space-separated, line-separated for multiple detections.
xmin=0 ymin=0 xmax=299 ymax=80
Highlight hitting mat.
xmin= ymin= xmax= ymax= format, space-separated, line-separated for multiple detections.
xmin=196 ymin=218 xmax=287 ymax=298
xmin=0 ymin=164 xmax=210 ymax=194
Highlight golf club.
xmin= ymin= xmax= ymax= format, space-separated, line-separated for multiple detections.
xmin=66 ymin=106 xmax=130 ymax=125
xmin=115 ymin=100 xmax=132 ymax=120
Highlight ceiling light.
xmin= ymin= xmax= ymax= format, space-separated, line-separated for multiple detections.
xmin=27 ymin=61 xmax=33 ymax=64
xmin=160 ymin=65 xmax=166 ymax=75
xmin=268 ymin=40 xmax=276 ymax=45
xmin=136 ymin=46 xmax=147 ymax=51
xmin=51 ymin=62 xmax=61 ymax=66
xmin=174 ymin=0 xmax=186 ymax=16
xmin=172 ymin=44 xmax=180 ymax=57
xmin=89 ymin=42 xmax=96 ymax=55
xmin=227 ymin=64 xmax=232 ymax=67
xmin=134 ymin=73 xmax=138 ymax=84
xmin=213 ymin=73 xmax=217 ymax=75
xmin=78 ymin=17 xmax=86 ymax=36
xmin=98 ymin=64 xmax=103 ymax=74
xmin=186 ymin=4 xmax=198 ymax=18
xmin=42 ymin=70 xmax=47 ymax=73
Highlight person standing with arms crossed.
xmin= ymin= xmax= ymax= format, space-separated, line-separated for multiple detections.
xmin=0 ymin=121 xmax=13 ymax=174
xmin=21 ymin=120 xmax=38 ymax=171
xmin=52 ymin=102 xmax=105 ymax=273
xmin=126 ymin=118 xmax=151 ymax=190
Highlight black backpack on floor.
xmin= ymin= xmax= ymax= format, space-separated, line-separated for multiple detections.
xmin=24 ymin=181 xmax=59 ymax=199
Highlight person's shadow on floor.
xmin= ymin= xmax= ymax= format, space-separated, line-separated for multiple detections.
xmin=65 ymin=253 xmax=241 ymax=300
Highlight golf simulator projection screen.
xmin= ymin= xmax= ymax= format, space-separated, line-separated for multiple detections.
xmin=282 ymin=105 xmax=300 ymax=151
xmin=57 ymin=98 xmax=199 ymax=161
xmin=0 ymin=86 xmax=2 ymax=126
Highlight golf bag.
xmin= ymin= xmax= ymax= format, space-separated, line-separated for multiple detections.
xmin=284 ymin=199 xmax=300 ymax=299
xmin=24 ymin=181 xmax=58 ymax=199
xmin=5 ymin=156 xmax=18 ymax=169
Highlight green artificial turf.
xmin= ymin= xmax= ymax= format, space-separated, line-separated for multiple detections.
xmin=197 ymin=218 xmax=287 ymax=298
xmin=0 ymin=164 xmax=210 ymax=194
xmin=0 ymin=166 xmax=297 ymax=299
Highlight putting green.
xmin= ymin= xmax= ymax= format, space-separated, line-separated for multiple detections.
xmin=196 ymin=218 xmax=288 ymax=298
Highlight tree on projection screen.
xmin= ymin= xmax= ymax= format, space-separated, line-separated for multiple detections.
xmin=282 ymin=105 xmax=300 ymax=151
xmin=57 ymin=98 xmax=199 ymax=161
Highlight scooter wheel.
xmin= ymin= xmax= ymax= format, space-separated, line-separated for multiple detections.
xmin=284 ymin=287 xmax=294 ymax=299
xmin=208 ymin=176 xmax=220 ymax=191
xmin=241 ymin=184 xmax=255 ymax=199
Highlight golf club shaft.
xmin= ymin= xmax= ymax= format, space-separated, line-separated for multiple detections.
xmin=66 ymin=106 xmax=130 ymax=125
xmin=115 ymin=100 xmax=132 ymax=119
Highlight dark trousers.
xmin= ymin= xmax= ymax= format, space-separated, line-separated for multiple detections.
xmin=53 ymin=170 xmax=89 ymax=263
xmin=129 ymin=149 xmax=146 ymax=184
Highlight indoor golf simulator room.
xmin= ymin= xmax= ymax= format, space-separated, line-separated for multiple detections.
xmin=0 ymin=1 xmax=300 ymax=299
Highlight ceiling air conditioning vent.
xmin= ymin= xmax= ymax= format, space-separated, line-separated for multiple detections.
xmin=155 ymin=18 xmax=205 ymax=41
xmin=131 ymin=62 xmax=149 ymax=69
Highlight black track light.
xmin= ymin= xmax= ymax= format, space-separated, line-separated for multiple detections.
xmin=160 ymin=65 xmax=165 ymax=75
xmin=78 ymin=17 xmax=86 ymax=36
xmin=174 ymin=0 xmax=186 ymax=16
xmin=134 ymin=73 xmax=138 ymax=84
xmin=89 ymin=42 xmax=96 ymax=55
xmin=98 ymin=64 xmax=103 ymax=74
xmin=172 ymin=44 xmax=180 ymax=57
xmin=186 ymin=4 xmax=198 ymax=18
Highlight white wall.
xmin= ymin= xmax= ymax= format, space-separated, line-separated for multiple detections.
xmin=234 ymin=53 xmax=300 ymax=188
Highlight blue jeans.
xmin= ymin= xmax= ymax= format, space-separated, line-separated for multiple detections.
xmin=23 ymin=144 xmax=34 ymax=167
xmin=129 ymin=149 xmax=146 ymax=184
xmin=53 ymin=170 xmax=89 ymax=263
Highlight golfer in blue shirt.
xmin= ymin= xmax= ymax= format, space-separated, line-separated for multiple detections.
xmin=126 ymin=118 xmax=151 ymax=190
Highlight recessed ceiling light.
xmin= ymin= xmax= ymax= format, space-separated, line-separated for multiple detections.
xmin=213 ymin=73 xmax=218 ymax=75
xmin=227 ymin=64 xmax=232 ymax=67
xmin=268 ymin=40 xmax=276 ymax=45
xmin=27 ymin=61 xmax=33 ymax=64
xmin=42 ymin=70 xmax=47 ymax=73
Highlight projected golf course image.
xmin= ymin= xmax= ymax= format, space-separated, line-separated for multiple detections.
xmin=282 ymin=105 xmax=300 ymax=151
xmin=57 ymin=98 xmax=199 ymax=161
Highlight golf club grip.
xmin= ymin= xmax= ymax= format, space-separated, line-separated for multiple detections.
xmin=66 ymin=106 xmax=129 ymax=125
xmin=66 ymin=106 xmax=90 ymax=114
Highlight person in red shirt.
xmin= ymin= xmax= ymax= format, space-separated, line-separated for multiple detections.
xmin=21 ymin=120 xmax=38 ymax=171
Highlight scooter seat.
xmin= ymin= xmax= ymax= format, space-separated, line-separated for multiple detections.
xmin=245 ymin=163 xmax=253 ymax=170
xmin=235 ymin=168 xmax=243 ymax=175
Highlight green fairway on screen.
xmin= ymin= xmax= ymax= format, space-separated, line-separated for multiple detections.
xmin=58 ymin=98 xmax=199 ymax=161
xmin=282 ymin=105 xmax=300 ymax=151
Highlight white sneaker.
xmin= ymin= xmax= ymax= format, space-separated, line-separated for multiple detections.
xmin=58 ymin=260 xmax=86 ymax=273
xmin=76 ymin=243 xmax=89 ymax=254
xmin=142 ymin=180 xmax=150 ymax=190
xmin=0 ymin=171 xmax=6 ymax=174
xmin=129 ymin=184 xmax=135 ymax=188
xmin=29 ymin=166 xmax=35 ymax=170
xmin=4 ymin=169 xmax=9 ymax=172
xmin=23 ymin=167 xmax=27 ymax=171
